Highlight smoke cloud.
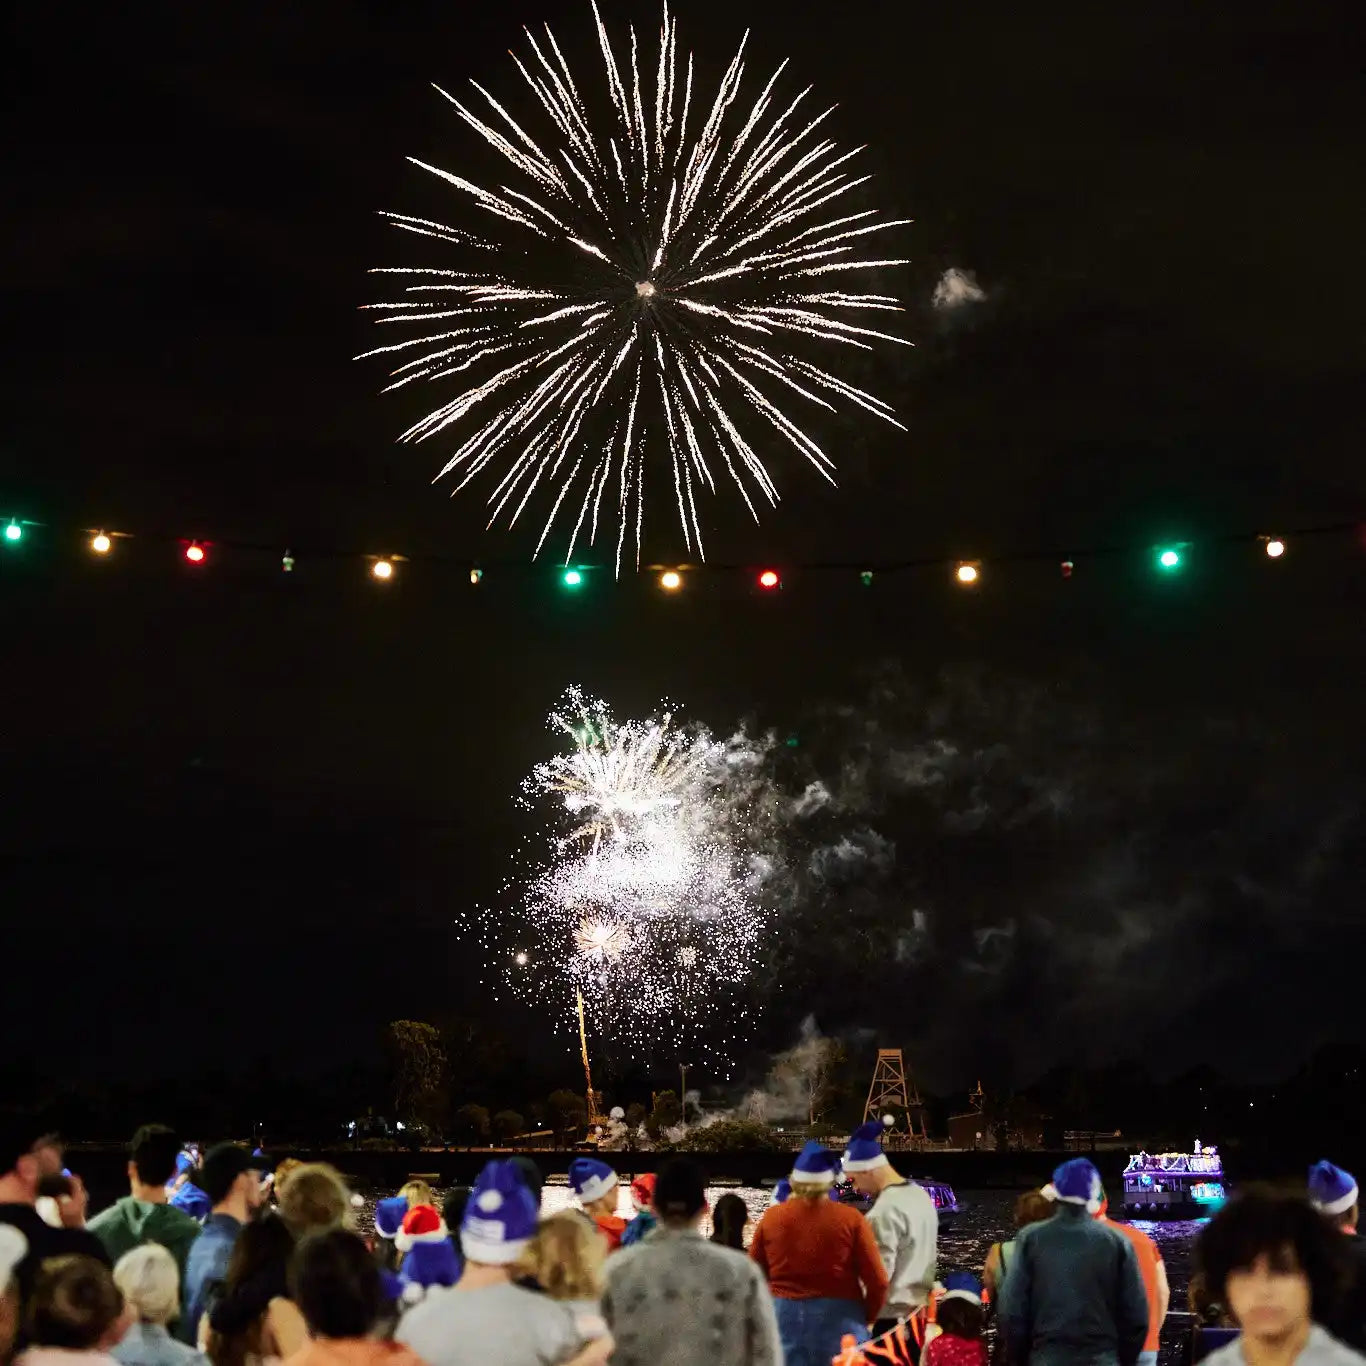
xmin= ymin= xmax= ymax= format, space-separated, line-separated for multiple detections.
xmin=932 ymin=267 xmax=987 ymax=310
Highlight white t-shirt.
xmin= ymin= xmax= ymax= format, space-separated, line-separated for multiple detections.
xmin=396 ymin=1281 xmax=579 ymax=1366
xmin=866 ymin=1180 xmax=938 ymax=1319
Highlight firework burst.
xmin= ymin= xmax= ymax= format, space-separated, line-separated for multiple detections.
xmin=362 ymin=3 xmax=910 ymax=568
xmin=473 ymin=688 xmax=770 ymax=1073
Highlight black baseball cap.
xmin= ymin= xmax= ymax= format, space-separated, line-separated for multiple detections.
xmin=199 ymin=1144 xmax=272 ymax=1204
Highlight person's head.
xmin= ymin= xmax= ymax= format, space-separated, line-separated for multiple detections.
xmin=290 ymin=1230 xmax=383 ymax=1340
xmin=1014 ymin=1189 xmax=1055 ymax=1231
xmin=442 ymin=1187 xmax=472 ymax=1239
xmin=512 ymin=1213 xmax=605 ymax=1303
xmin=225 ymin=1214 xmax=296 ymax=1292
xmin=1196 ymin=1187 xmax=1349 ymax=1344
xmin=26 ymin=1255 xmax=128 ymax=1352
xmin=653 ymin=1159 xmax=706 ymax=1229
xmin=710 ymin=1193 xmax=748 ymax=1249
xmin=788 ymin=1142 xmax=840 ymax=1201
xmin=842 ymin=1122 xmax=892 ymax=1197
xmin=460 ymin=1161 xmax=538 ymax=1271
xmin=0 ymin=1115 xmax=65 ymax=1204
xmin=629 ymin=1174 xmax=656 ymax=1216
xmin=399 ymin=1180 xmax=434 ymax=1211
xmin=509 ymin=1156 xmax=544 ymax=1201
xmin=127 ymin=1126 xmax=181 ymax=1195
xmin=568 ymin=1159 xmax=619 ymax=1220
xmin=939 ymin=1294 xmax=983 ymax=1338
xmin=200 ymin=1145 xmax=270 ymax=1219
xmin=113 ymin=1244 xmax=181 ymax=1327
xmin=272 ymin=1159 xmax=302 ymax=1200
xmin=277 ymin=1164 xmax=352 ymax=1239
xmin=1308 ymin=1161 xmax=1359 ymax=1232
xmin=1044 ymin=1159 xmax=1102 ymax=1214
xmin=0 ymin=1225 xmax=27 ymax=1362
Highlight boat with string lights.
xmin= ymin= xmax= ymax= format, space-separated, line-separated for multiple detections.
xmin=1120 ymin=1142 xmax=1226 ymax=1219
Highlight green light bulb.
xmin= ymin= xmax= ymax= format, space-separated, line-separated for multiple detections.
xmin=562 ymin=568 xmax=583 ymax=587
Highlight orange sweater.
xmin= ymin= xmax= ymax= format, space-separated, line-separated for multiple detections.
xmin=750 ymin=1195 xmax=889 ymax=1323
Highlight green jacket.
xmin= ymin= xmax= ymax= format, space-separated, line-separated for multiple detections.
xmin=88 ymin=1197 xmax=202 ymax=1327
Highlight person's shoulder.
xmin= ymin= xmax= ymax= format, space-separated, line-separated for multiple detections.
xmin=151 ymin=1204 xmax=203 ymax=1237
xmin=1199 ymin=1336 xmax=1246 ymax=1366
xmin=1308 ymin=1327 xmax=1366 ymax=1366
xmin=88 ymin=1197 xmax=124 ymax=1226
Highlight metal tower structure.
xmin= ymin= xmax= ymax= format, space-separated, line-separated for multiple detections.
xmin=863 ymin=1049 xmax=928 ymax=1143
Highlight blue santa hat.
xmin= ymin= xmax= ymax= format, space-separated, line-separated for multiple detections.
xmin=1043 ymin=1158 xmax=1103 ymax=1214
xmin=460 ymin=1160 xmax=538 ymax=1266
xmin=397 ymin=1204 xmax=461 ymax=1304
xmin=569 ymin=1157 xmax=618 ymax=1206
xmin=941 ymin=1272 xmax=983 ymax=1306
xmin=842 ymin=1121 xmax=890 ymax=1174
xmin=790 ymin=1140 xmax=840 ymax=1187
xmin=769 ymin=1179 xmax=791 ymax=1207
xmin=374 ymin=1194 xmax=409 ymax=1241
xmin=173 ymin=1152 xmax=196 ymax=1179
xmin=1309 ymin=1161 xmax=1359 ymax=1216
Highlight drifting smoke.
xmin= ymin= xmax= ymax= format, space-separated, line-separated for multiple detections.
xmin=740 ymin=664 xmax=1365 ymax=1090
xmin=932 ymin=267 xmax=987 ymax=310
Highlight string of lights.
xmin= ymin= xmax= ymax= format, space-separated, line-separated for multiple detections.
xmin=0 ymin=513 xmax=1358 ymax=591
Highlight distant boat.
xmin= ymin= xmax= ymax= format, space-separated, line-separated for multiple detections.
xmin=1120 ymin=1141 xmax=1226 ymax=1220
xmin=835 ymin=1176 xmax=959 ymax=1223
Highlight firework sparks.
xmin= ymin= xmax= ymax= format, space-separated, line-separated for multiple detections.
xmin=471 ymin=688 xmax=770 ymax=1072
xmin=362 ymin=3 xmax=910 ymax=568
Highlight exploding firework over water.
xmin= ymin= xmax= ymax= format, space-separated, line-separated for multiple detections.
xmin=464 ymin=688 xmax=771 ymax=1072
xmin=362 ymin=2 xmax=910 ymax=567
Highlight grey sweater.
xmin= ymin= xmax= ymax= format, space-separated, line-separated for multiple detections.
xmin=1203 ymin=1328 xmax=1366 ymax=1366
xmin=602 ymin=1226 xmax=783 ymax=1366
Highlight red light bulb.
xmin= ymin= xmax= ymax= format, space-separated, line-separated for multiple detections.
xmin=185 ymin=543 xmax=206 ymax=563
xmin=758 ymin=569 xmax=780 ymax=590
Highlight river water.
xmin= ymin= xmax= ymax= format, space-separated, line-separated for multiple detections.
xmin=361 ymin=1183 xmax=1204 ymax=1365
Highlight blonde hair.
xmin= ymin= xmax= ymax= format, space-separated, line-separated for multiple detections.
xmin=399 ymin=1181 xmax=435 ymax=1211
xmin=278 ymin=1164 xmax=352 ymax=1237
xmin=273 ymin=1158 xmax=303 ymax=1194
xmin=512 ymin=1213 xmax=605 ymax=1302
xmin=113 ymin=1244 xmax=180 ymax=1326
xmin=790 ymin=1180 xmax=833 ymax=1202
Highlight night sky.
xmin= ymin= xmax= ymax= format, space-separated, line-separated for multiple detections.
xmin=4 ymin=0 xmax=1363 ymax=1101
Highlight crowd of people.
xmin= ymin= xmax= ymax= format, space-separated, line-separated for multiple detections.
xmin=4 ymin=1111 xmax=1366 ymax=1366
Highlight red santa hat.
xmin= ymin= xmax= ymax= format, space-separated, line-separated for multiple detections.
xmin=396 ymin=1203 xmax=449 ymax=1252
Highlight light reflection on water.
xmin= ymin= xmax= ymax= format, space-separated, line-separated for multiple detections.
xmin=360 ymin=1185 xmax=1205 ymax=1366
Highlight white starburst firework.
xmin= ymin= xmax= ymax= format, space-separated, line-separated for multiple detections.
xmin=492 ymin=689 xmax=769 ymax=1072
xmin=362 ymin=3 xmax=910 ymax=568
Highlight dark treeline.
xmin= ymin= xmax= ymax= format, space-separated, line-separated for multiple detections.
xmin=9 ymin=1036 xmax=1366 ymax=1181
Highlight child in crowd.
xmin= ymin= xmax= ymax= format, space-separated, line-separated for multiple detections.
xmin=619 ymin=1176 xmax=657 ymax=1248
xmin=513 ymin=1214 xmax=610 ymax=1350
xmin=923 ymin=1275 xmax=987 ymax=1366
xmin=395 ymin=1207 xmax=460 ymax=1303
xmin=398 ymin=1183 xmax=434 ymax=1213
xmin=17 ymin=1255 xmax=132 ymax=1366
xmin=111 ymin=1245 xmax=205 ymax=1366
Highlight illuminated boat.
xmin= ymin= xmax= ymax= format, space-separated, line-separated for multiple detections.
xmin=1120 ymin=1142 xmax=1226 ymax=1220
